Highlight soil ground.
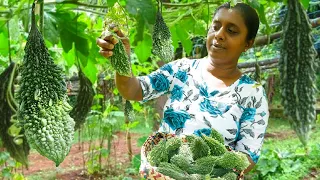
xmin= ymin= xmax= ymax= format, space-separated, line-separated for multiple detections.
xmin=23 ymin=131 xmax=142 ymax=180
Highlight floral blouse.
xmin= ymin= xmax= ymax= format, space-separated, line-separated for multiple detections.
xmin=137 ymin=57 xmax=269 ymax=163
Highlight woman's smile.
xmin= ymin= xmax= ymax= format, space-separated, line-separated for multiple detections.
xmin=211 ymin=43 xmax=226 ymax=51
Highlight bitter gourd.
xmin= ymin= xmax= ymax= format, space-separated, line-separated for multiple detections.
xmin=278 ymin=0 xmax=318 ymax=146
xmin=152 ymin=10 xmax=174 ymax=63
xmin=16 ymin=3 xmax=75 ymax=166
xmin=70 ymin=69 xmax=94 ymax=130
xmin=100 ymin=30 xmax=132 ymax=77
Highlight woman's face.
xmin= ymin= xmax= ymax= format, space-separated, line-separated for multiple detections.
xmin=206 ymin=8 xmax=251 ymax=66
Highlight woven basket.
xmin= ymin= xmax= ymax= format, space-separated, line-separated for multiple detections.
xmin=139 ymin=132 xmax=244 ymax=180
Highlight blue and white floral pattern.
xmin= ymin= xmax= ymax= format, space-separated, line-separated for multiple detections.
xmin=171 ymin=85 xmax=183 ymax=102
xmin=149 ymin=73 xmax=170 ymax=92
xmin=137 ymin=58 xmax=269 ymax=164
xmin=163 ymin=108 xmax=191 ymax=130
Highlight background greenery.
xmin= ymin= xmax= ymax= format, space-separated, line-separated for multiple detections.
xmin=0 ymin=0 xmax=319 ymax=179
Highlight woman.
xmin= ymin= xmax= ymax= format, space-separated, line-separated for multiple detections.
xmin=96 ymin=2 xmax=269 ymax=173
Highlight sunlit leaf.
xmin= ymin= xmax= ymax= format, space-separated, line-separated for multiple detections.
xmin=82 ymin=58 xmax=98 ymax=84
xmin=126 ymin=0 xmax=156 ymax=25
xmin=0 ymin=33 xmax=9 ymax=56
xmin=134 ymin=33 xmax=152 ymax=63
xmin=107 ymin=0 xmax=118 ymax=7
xmin=176 ymin=23 xmax=193 ymax=55
xmin=300 ymin=0 xmax=310 ymax=9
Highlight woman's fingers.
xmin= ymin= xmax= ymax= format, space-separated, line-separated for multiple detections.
xmin=99 ymin=50 xmax=113 ymax=58
xmin=96 ymin=38 xmax=115 ymax=50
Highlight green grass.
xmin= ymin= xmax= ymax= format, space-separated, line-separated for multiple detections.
xmin=265 ymin=117 xmax=292 ymax=133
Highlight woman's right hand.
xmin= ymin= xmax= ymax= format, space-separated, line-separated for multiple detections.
xmin=96 ymin=25 xmax=131 ymax=58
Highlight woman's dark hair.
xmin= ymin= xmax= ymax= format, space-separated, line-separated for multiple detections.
xmin=213 ymin=2 xmax=260 ymax=41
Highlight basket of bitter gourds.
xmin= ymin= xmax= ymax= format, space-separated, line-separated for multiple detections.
xmin=139 ymin=129 xmax=250 ymax=180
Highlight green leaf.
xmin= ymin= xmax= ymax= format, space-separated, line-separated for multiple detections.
xmin=246 ymin=0 xmax=270 ymax=33
xmin=300 ymin=0 xmax=310 ymax=9
xmin=131 ymin=154 xmax=141 ymax=171
xmin=100 ymin=148 xmax=110 ymax=157
xmin=0 ymin=32 xmax=8 ymax=56
xmin=62 ymin=50 xmax=75 ymax=69
xmin=128 ymin=121 xmax=139 ymax=129
xmin=137 ymin=136 xmax=148 ymax=147
xmin=134 ymin=33 xmax=152 ymax=63
xmin=44 ymin=10 xmax=60 ymax=45
xmin=176 ymin=23 xmax=193 ymax=55
xmin=60 ymin=29 xmax=73 ymax=53
xmin=170 ymin=25 xmax=179 ymax=51
xmin=107 ymin=0 xmax=118 ymax=7
xmin=81 ymin=58 xmax=98 ymax=84
xmin=1 ymin=168 xmax=11 ymax=178
xmin=94 ymin=94 xmax=104 ymax=99
xmin=54 ymin=10 xmax=89 ymax=56
xmin=132 ymin=14 xmax=145 ymax=46
xmin=126 ymin=0 xmax=156 ymax=24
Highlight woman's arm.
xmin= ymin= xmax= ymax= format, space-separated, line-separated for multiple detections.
xmin=115 ymin=73 xmax=143 ymax=101
xmin=96 ymin=26 xmax=143 ymax=101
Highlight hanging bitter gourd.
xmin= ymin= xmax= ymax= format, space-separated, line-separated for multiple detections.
xmin=100 ymin=29 xmax=132 ymax=77
xmin=278 ymin=0 xmax=318 ymax=146
xmin=16 ymin=3 xmax=75 ymax=166
xmin=70 ymin=69 xmax=95 ymax=130
xmin=0 ymin=63 xmax=30 ymax=166
xmin=124 ymin=100 xmax=134 ymax=121
xmin=152 ymin=10 xmax=174 ymax=63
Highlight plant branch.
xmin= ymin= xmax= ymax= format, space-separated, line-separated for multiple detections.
xmin=7 ymin=20 xmax=11 ymax=63
xmin=254 ymin=17 xmax=320 ymax=47
xmin=45 ymin=0 xmax=108 ymax=9
xmin=162 ymin=1 xmax=219 ymax=8
xmin=238 ymin=57 xmax=279 ymax=69
xmin=72 ymin=7 xmax=106 ymax=16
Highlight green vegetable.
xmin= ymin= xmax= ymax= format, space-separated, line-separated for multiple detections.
xmin=124 ymin=100 xmax=134 ymax=121
xmin=147 ymin=139 xmax=168 ymax=166
xmin=215 ymin=151 xmax=250 ymax=171
xmin=152 ymin=10 xmax=174 ymax=62
xmin=222 ymin=172 xmax=238 ymax=180
xmin=190 ymin=136 xmax=210 ymax=160
xmin=278 ymin=0 xmax=318 ymax=146
xmin=70 ymin=69 xmax=94 ymax=130
xmin=210 ymin=128 xmax=224 ymax=144
xmin=17 ymin=3 xmax=75 ymax=166
xmin=170 ymin=154 xmax=192 ymax=172
xmin=202 ymin=135 xmax=227 ymax=156
xmin=100 ymin=30 xmax=132 ymax=77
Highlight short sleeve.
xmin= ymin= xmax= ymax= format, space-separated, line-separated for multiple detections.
xmin=235 ymin=85 xmax=269 ymax=163
xmin=137 ymin=60 xmax=181 ymax=103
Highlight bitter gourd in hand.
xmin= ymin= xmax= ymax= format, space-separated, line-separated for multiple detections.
xmin=16 ymin=3 xmax=75 ymax=166
xmin=100 ymin=29 xmax=132 ymax=77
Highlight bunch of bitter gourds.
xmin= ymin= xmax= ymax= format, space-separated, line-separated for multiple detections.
xmin=146 ymin=129 xmax=249 ymax=180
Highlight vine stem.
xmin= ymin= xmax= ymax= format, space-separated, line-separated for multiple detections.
xmin=7 ymin=20 xmax=12 ymax=63
xmin=39 ymin=0 xmax=44 ymax=35
xmin=6 ymin=63 xmax=18 ymax=112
